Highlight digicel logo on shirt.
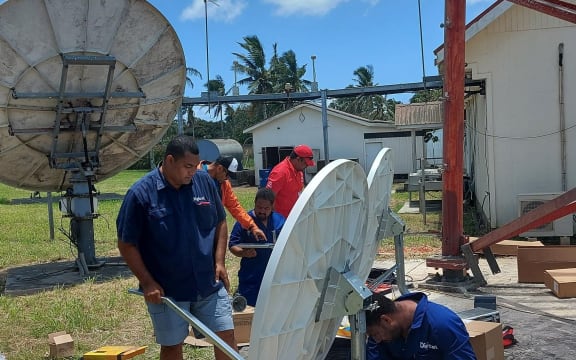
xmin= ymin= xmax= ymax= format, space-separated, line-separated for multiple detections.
xmin=420 ymin=342 xmax=439 ymax=350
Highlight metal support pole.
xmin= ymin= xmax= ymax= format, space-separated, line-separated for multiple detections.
xmin=349 ymin=312 xmax=366 ymax=360
xmin=69 ymin=171 xmax=102 ymax=268
xmin=47 ymin=192 xmax=55 ymax=240
xmin=441 ymin=0 xmax=466 ymax=257
xmin=177 ymin=107 xmax=184 ymax=135
xmin=321 ymin=89 xmax=330 ymax=163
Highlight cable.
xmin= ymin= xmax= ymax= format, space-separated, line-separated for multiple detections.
xmin=469 ymin=122 xmax=576 ymax=140
xmin=417 ymin=0 xmax=427 ymax=87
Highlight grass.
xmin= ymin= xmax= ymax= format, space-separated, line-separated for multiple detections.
xmin=0 ymin=173 xmax=469 ymax=359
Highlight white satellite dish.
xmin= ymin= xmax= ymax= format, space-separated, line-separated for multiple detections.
xmin=356 ymin=147 xmax=394 ymax=281
xmin=249 ymin=159 xmax=369 ymax=360
xmin=0 ymin=0 xmax=185 ymax=191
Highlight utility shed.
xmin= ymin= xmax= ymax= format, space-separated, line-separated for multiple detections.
xmin=243 ymin=102 xmax=428 ymax=184
xmin=394 ymin=101 xmax=444 ymax=168
xmin=435 ymin=0 xmax=576 ymax=236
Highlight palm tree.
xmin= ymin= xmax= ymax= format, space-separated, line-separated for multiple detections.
xmin=233 ymin=35 xmax=273 ymax=95
xmin=204 ymin=75 xmax=233 ymax=138
xmin=275 ymin=50 xmax=311 ymax=93
xmin=330 ymin=65 xmax=391 ymax=120
xmin=185 ymin=66 xmax=202 ymax=89
xmin=183 ymin=67 xmax=203 ymax=134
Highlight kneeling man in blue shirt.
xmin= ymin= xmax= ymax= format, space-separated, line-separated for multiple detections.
xmin=228 ymin=187 xmax=285 ymax=307
xmin=366 ymin=291 xmax=477 ymax=360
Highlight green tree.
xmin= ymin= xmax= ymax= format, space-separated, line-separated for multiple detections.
xmin=330 ymin=65 xmax=393 ymax=120
xmin=410 ymin=89 xmax=443 ymax=103
xmin=185 ymin=66 xmax=202 ymax=90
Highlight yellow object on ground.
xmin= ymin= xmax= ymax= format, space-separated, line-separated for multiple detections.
xmin=83 ymin=346 xmax=147 ymax=359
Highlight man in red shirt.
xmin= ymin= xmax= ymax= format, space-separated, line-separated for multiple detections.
xmin=266 ymin=144 xmax=315 ymax=218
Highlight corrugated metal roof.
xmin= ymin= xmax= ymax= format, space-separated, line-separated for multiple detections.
xmin=394 ymin=101 xmax=444 ymax=126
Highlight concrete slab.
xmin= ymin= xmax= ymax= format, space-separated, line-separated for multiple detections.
xmin=397 ymin=200 xmax=442 ymax=214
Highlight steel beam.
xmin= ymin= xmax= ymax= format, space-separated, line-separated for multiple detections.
xmin=182 ymin=79 xmax=484 ymax=106
xmin=469 ymin=188 xmax=576 ymax=253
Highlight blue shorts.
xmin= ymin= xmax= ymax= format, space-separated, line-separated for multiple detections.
xmin=146 ymin=287 xmax=234 ymax=346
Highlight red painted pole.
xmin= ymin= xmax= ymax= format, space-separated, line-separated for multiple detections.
xmin=442 ymin=0 xmax=466 ymax=256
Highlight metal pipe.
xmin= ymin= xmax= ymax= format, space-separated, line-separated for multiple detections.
xmin=321 ymin=89 xmax=330 ymax=163
xmin=47 ymin=192 xmax=55 ymax=240
xmin=349 ymin=313 xmax=366 ymax=360
xmin=394 ymin=233 xmax=409 ymax=295
xmin=129 ymin=289 xmax=243 ymax=360
xmin=558 ymin=43 xmax=567 ymax=191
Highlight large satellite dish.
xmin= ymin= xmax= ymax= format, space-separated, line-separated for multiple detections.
xmin=248 ymin=149 xmax=394 ymax=359
xmin=356 ymin=148 xmax=394 ymax=281
xmin=0 ymin=0 xmax=185 ymax=191
xmin=249 ymin=159 xmax=369 ymax=359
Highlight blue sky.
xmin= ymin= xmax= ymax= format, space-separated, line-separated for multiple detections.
xmin=147 ymin=0 xmax=495 ymax=103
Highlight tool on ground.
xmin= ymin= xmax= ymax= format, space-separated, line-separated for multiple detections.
xmin=82 ymin=345 xmax=147 ymax=359
xmin=128 ymin=289 xmax=243 ymax=360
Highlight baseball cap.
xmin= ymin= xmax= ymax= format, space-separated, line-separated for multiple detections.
xmin=214 ymin=156 xmax=242 ymax=174
xmin=294 ymin=144 xmax=315 ymax=167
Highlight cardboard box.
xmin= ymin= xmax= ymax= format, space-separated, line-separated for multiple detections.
xmin=544 ymin=268 xmax=576 ymax=298
xmin=48 ymin=331 xmax=74 ymax=359
xmin=233 ymin=306 xmax=254 ymax=345
xmin=475 ymin=239 xmax=544 ymax=256
xmin=186 ymin=306 xmax=254 ymax=347
xmin=517 ymin=246 xmax=576 ymax=283
xmin=465 ymin=320 xmax=504 ymax=360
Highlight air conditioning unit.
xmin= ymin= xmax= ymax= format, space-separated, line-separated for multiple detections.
xmin=517 ymin=193 xmax=574 ymax=237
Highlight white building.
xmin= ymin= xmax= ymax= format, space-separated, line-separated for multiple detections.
xmin=435 ymin=0 xmax=576 ymax=236
xmin=243 ymin=103 xmax=435 ymax=184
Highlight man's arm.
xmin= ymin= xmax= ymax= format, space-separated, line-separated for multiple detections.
xmin=213 ymin=219 xmax=231 ymax=292
xmin=229 ymin=221 xmax=257 ymax=258
xmin=221 ymin=180 xmax=266 ymax=240
xmin=118 ymin=240 xmax=164 ymax=304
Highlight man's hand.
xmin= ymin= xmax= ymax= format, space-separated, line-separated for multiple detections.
xmin=251 ymin=227 xmax=267 ymax=241
xmin=215 ymin=263 xmax=231 ymax=292
xmin=241 ymin=248 xmax=257 ymax=258
xmin=141 ymin=280 xmax=164 ymax=304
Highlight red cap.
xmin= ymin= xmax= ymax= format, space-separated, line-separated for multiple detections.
xmin=294 ymin=144 xmax=315 ymax=166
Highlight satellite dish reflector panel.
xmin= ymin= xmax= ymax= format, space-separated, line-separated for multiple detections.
xmin=249 ymin=160 xmax=369 ymax=360
xmin=356 ymin=147 xmax=394 ymax=281
xmin=0 ymin=0 xmax=185 ymax=191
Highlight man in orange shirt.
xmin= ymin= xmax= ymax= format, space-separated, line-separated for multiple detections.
xmin=266 ymin=144 xmax=315 ymax=219
xmin=199 ymin=157 xmax=266 ymax=241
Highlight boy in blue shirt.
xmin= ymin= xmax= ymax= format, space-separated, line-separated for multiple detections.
xmin=228 ymin=188 xmax=285 ymax=307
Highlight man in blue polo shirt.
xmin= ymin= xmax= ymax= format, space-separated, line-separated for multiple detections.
xmin=366 ymin=291 xmax=476 ymax=360
xmin=117 ymin=135 xmax=236 ymax=360
xmin=228 ymin=187 xmax=285 ymax=307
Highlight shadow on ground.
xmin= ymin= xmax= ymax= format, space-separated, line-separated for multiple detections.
xmin=1 ymin=256 xmax=132 ymax=296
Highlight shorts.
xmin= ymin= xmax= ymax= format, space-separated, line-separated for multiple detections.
xmin=147 ymin=287 xmax=234 ymax=346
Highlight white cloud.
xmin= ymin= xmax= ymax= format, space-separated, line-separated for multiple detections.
xmin=181 ymin=0 xmax=247 ymax=22
xmin=262 ymin=0 xmax=379 ymax=17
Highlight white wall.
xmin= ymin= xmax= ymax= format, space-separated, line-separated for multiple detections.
xmin=251 ymin=107 xmax=366 ymax=183
xmin=466 ymin=5 xmax=576 ymax=227
xmin=249 ymin=106 xmax=421 ymax=183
